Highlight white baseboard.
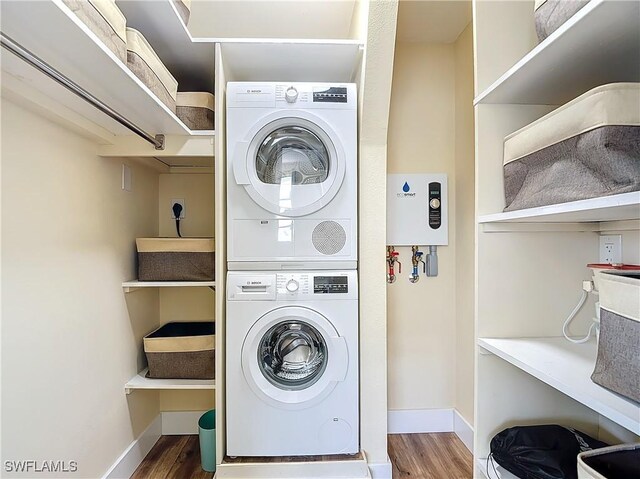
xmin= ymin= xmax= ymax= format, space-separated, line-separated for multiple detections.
xmin=162 ymin=411 xmax=206 ymax=435
xmin=453 ymin=411 xmax=474 ymax=453
xmin=368 ymin=457 xmax=392 ymax=479
xmin=103 ymin=411 xmax=206 ymax=478
xmin=102 ymin=415 xmax=162 ymax=479
xmin=387 ymin=408 xmax=454 ymax=434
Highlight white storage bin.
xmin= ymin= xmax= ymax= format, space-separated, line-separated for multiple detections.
xmin=578 ymin=443 xmax=640 ymax=479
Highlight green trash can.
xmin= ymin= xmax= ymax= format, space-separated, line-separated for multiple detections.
xmin=198 ymin=409 xmax=216 ymax=473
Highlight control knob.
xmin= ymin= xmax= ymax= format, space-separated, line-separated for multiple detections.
xmin=430 ymin=198 xmax=441 ymax=209
xmin=285 ymin=86 xmax=298 ymax=103
xmin=286 ymin=279 xmax=299 ymax=292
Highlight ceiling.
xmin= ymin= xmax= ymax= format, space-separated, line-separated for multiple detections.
xmin=396 ymin=0 xmax=472 ymax=44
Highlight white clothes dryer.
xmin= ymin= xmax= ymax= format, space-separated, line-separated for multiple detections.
xmin=226 ymin=82 xmax=357 ymax=270
xmin=226 ymin=270 xmax=359 ymax=457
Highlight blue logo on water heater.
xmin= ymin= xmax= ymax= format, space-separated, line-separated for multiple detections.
xmin=402 ymin=182 xmax=410 ymax=192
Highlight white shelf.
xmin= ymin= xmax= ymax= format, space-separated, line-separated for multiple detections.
xmin=125 ymin=368 xmax=215 ymax=394
xmin=478 ymin=337 xmax=640 ymax=435
xmin=122 ymin=280 xmax=216 ymax=293
xmin=115 ymin=0 xmax=215 ymax=93
xmin=0 ymin=0 xmax=208 ymax=137
xmin=220 ymin=41 xmax=363 ymax=83
xmin=476 ymin=458 xmax=518 ymax=479
xmin=478 ymin=192 xmax=640 ymax=224
xmin=475 ymin=0 xmax=640 ymax=105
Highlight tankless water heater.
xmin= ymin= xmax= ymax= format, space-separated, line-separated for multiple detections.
xmin=386 ymin=174 xmax=448 ymax=246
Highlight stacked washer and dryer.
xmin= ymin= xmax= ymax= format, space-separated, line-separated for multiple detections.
xmin=225 ymin=82 xmax=359 ymax=457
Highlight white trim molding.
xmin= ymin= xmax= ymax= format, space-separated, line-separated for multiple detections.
xmin=368 ymin=457 xmax=392 ymax=479
xmin=453 ymin=410 xmax=474 ymax=453
xmin=102 ymin=415 xmax=162 ymax=479
xmin=387 ymin=408 xmax=454 ymax=434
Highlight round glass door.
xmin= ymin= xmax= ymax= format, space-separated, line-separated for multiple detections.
xmin=256 ymin=127 xmax=330 ymax=186
xmin=241 ymin=306 xmax=348 ymax=409
xmin=236 ymin=115 xmax=346 ymax=217
xmin=258 ymin=320 xmax=328 ymax=390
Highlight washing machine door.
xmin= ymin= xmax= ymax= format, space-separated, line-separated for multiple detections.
xmin=241 ymin=306 xmax=348 ymax=410
xmin=233 ymin=111 xmax=346 ymax=217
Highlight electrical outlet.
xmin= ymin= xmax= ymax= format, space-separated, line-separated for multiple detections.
xmin=599 ymin=235 xmax=622 ymax=264
xmin=171 ymin=199 xmax=185 ymax=219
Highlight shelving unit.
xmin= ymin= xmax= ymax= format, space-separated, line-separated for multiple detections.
xmin=122 ymin=280 xmax=215 ymax=293
xmin=0 ymin=0 xmax=212 ymax=138
xmin=479 ymin=192 xmax=640 ymax=224
xmin=125 ymin=368 xmax=215 ymax=394
xmin=475 ymin=0 xmax=640 ymax=105
xmin=476 ymin=458 xmax=518 ymax=479
xmin=115 ymin=0 xmax=215 ymax=93
xmin=473 ymin=0 xmax=640 ymax=471
xmin=479 ymin=338 xmax=640 ymax=435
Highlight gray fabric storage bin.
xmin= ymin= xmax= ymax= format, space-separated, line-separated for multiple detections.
xmin=591 ymin=271 xmax=640 ymax=402
xmin=503 ymin=83 xmax=640 ymax=212
xmin=136 ymin=238 xmax=215 ymax=281
xmin=578 ymin=444 xmax=640 ymax=479
xmin=144 ymin=322 xmax=215 ymax=379
xmin=176 ymin=92 xmax=214 ymax=130
xmin=534 ymin=0 xmax=590 ymax=42
xmin=62 ymin=0 xmax=127 ymax=64
xmin=126 ymin=28 xmax=178 ymax=113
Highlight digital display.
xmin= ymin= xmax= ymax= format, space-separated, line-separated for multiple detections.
xmin=313 ymin=87 xmax=348 ymax=103
xmin=314 ymin=276 xmax=348 ymax=293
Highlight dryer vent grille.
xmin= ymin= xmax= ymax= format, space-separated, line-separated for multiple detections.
xmin=312 ymin=221 xmax=346 ymax=255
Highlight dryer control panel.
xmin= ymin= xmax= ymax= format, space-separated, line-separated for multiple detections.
xmin=227 ymin=271 xmax=358 ymax=301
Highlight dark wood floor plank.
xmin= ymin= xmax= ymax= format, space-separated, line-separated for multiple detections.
xmin=131 ymin=432 xmax=472 ymax=479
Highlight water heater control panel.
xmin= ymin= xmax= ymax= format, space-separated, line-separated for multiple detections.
xmin=387 ymin=174 xmax=448 ymax=246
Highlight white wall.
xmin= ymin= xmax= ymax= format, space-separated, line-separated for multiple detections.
xmin=454 ymin=24 xmax=475 ymax=425
xmin=386 ymin=27 xmax=475 ymax=422
xmin=158 ymin=172 xmax=215 ymax=413
xmin=387 ymin=41 xmax=457 ymax=411
xmin=1 ymin=97 xmax=160 ymax=477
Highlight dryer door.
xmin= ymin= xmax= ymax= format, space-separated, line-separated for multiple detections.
xmin=241 ymin=306 xmax=348 ymax=410
xmin=233 ymin=112 xmax=346 ymax=217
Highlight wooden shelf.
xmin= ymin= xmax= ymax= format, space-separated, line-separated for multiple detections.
xmin=122 ymin=280 xmax=215 ymax=293
xmin=478 ymin=337 xmax=640 ymax=435
xmin=115 ymin=0 xmax=215 ymax=93
xmin=0 ymin=0 xmax=210 ymax=137
xmin=478 ymin=192 xmax=640 ymax=224
xmin=475 ymin=0 xmax=640 ymax=105
xmin=125 ymin=368 xmax=215 ymax=394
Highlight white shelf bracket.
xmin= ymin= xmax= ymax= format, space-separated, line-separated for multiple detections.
xmin=478 ymin=345 xmax=493 ymax=356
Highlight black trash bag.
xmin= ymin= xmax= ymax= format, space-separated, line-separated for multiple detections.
xmin=489 ymin=425 xmax=608 ymax=479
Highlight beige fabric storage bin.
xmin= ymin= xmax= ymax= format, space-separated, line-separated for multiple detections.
xmin=172 ymin=0 xmax=192 ymax=25
xmin=126 ymin=28 xmax=178 ymax=113
xmin=176 ymin=92 xmax=214 ymax=130
xmin=503 ymin=83 xmax=640 ymax=212
xmin=136 ymin=238 xmax=214 ymax=281
xmin=144 ymin=322 xmax=214 ymax=379
xmin=591 ymin=270 xmax=640 ymax=402
xmin=578 ymin=443 xmax=640 ymax=479
xmin=62 ymin=0 xmax=127 ymax=63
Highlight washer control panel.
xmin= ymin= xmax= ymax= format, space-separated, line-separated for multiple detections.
xmin=313 ymin=275 xmax=348 ymax=294
xmin=271 ymin=271 xmax=356 ymax=299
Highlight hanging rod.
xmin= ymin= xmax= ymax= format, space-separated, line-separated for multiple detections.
xmin=0 ymin=32 xmax=165 ymax=150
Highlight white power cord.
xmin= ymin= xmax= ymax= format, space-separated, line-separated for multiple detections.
xmin=562 ymin=281 xmax=598 ymax=344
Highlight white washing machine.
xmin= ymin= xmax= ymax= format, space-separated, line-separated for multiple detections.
xmin=226 ymin=270 xmax=359 ymax=457
xmin=226 ymin=82 xmax=357 ymax=270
